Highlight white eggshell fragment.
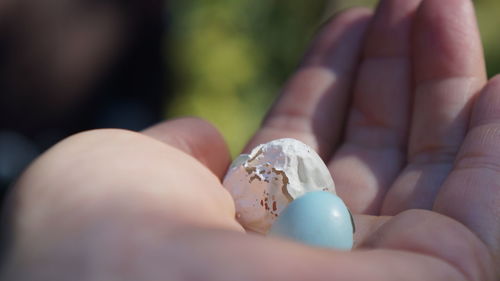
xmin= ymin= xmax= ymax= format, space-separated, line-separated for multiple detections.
xmin=223 ymin=138 xmax=335 ymax=234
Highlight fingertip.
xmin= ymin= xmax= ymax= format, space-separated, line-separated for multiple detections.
xmin=335 ymin=6 xmax=373 ymax=23
xmin=488 ymin=74 xmax=500 ymax=85
xmin=303 ymin=7 xmax=372 ymax=68
xmin=413 ymin=0 xmax=486 ymax=82
xmin=364 ymin=0 xmax=422 ymax=57
xmin=470 ymin=75 xmax=500 ymax=127
xmin=471 ymin=75 xmax=500 ymax=126
xmin=142 ymin=117 xmax=231 ymax=179
xmin=479 ymin=74 xmax=500 ymax=97
xmin=320 ymin=7 xmax=373 ymax=33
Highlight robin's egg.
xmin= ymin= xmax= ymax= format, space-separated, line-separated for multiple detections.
xmin=223 ymin=138 xmax=335 ymax=234
xmin=269 ymin=191 xmax=354 ymax=250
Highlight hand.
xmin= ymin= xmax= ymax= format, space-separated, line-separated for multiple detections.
xmin=1 ymin=0 xmax=498 ymax=280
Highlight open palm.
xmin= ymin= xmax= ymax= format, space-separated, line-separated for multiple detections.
xmin=2 ymin=0 xmax=499 ymax=280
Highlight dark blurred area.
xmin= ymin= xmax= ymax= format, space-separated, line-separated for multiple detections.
xmin=0 ymin=0 xmax=167 ymax=196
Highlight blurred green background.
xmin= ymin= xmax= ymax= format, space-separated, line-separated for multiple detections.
xmin=167 ymin=0 xmax=500 ymax=156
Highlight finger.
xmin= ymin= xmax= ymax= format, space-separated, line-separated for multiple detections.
xmin=360 ymin=210 xmax=495 ymax=281
xmin=7 ymin=129 xmax=239 ymax=228
xmin=381 ymin=0 xmax=487 ymax=215
xmin=328 ymin=0 xmax=421 ymax=215
xmin=2 ymin=217 xmax=470 ymax=281
xmin=434 ymin=76 xmax=500 ymax=271
xmin=246 ymin=8 xmax=372 ymax=159
xmin=142 ymin=117 xmax=231 ymax=179
xmin=162 ymin=227 xmax=469 ymax=281
xmin=0 ymin=128 xmax=243 ymax=278
xmin=352 ymin=214 xmax=392 ymax=248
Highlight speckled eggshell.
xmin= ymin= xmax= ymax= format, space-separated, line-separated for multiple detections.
xmin=269 ymin=191 xmax=354 ymax=250
xmin=223 ymin=138 xmax=335 ymax=234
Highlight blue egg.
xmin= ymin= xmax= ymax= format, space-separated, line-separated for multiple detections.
xmin=269 ymin=191 xmax=354 ymax=250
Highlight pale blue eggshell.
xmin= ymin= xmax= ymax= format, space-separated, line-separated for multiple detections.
xmin=269 ymin=191 xmax=354 ymax=250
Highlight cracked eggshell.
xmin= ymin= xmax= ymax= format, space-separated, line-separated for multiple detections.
xmin=223 ymin=138 xmax=335 ymax=234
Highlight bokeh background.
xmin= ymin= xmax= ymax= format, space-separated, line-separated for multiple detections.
xmin=1 ymin=0 xmax=499 ymax=198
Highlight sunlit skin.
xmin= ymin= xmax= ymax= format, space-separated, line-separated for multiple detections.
xmin=1 ymin=0 xmax=500 ymax=280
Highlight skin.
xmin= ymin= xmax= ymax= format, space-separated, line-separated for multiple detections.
xmin=1 ymin=0 xmax=499 ymax=280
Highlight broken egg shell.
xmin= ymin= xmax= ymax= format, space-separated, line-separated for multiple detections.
xmin=223 ymin=138 xmax=335 ymax=234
